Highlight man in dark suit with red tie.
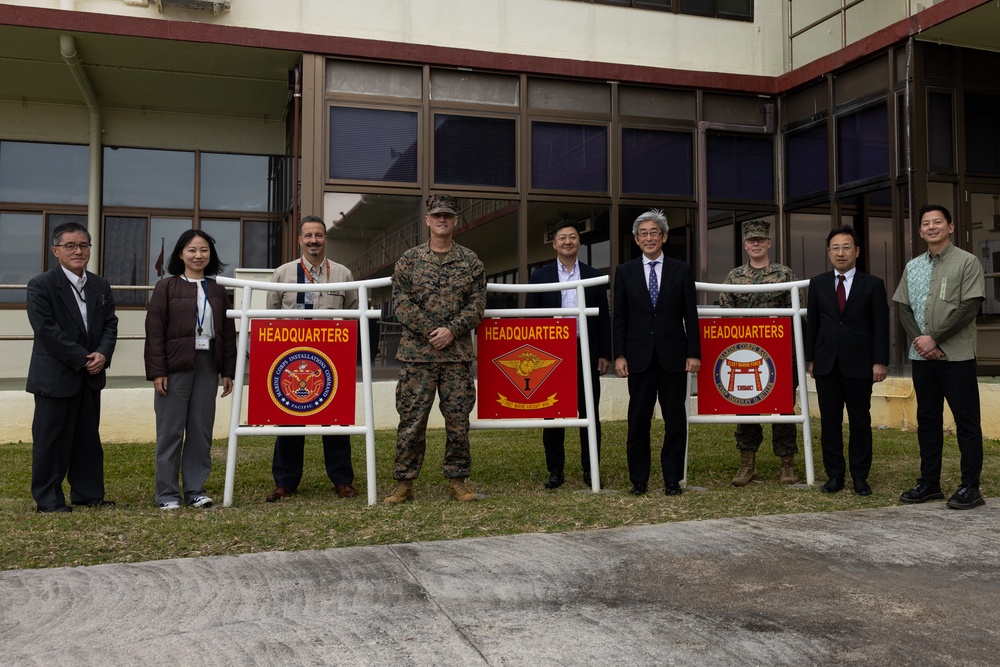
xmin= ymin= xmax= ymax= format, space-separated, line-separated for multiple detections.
xmin=613 ymin=209 xmax=701 ymax=496
xmin=805 ymin=224 xmax=889 ymax=496
xmin=26 ymin=222 xmax=118 ymax=513
xmin=526 ymin=219 xmax=612 ymax=489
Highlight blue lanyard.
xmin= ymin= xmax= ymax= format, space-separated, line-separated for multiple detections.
xmin=182 ymin=275 xmax=210 ymax=335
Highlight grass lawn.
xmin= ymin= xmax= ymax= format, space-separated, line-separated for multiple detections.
xmin=1 ymin=421 xmax=996 ymax=571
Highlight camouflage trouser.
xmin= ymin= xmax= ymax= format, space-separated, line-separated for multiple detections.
xmin=393 ymin=361 xmax=475 ymax=480
xmin=734 ymin=376 xmax=799 ymax=457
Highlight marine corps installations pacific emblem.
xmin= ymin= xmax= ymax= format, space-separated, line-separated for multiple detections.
xmin=269 ymin=347 xmax=338 ymax=416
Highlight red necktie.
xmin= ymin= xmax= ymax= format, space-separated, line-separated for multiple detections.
xmin=837 ymin=274 xmax=846 ymax=313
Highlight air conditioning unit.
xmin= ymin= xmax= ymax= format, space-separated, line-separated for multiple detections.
xmin=155 ymin=0 xmax=231 ymax=16
xmin=544 ymin=218 xmax=594 ymax=244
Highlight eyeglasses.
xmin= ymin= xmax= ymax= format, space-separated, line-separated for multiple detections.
xmin=636 ymin=230 xmax=662 ymax=239
xmin=828 ymin=244 xmax=855 ymax=253
xmin=745 ymin=238 xmax=767 ymax=245
xmin=53 ymin=243 xmax=92 ymax=252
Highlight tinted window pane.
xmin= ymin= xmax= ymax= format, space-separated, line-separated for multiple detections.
xmin=104 ymin=216 xmax=148 ymax=305
xmin=837 ymin=103 xmax=888 ymax=186
xmin=965 ymin=92 xmax=1000 ymax=175
xmin=200 ymin=219 xmax=241 ymax=278
xmin=243 ymin=220 xmax=282 ymax=269
xmin=104 ymin=147 xmax=194 ymax=208
xmin=0 ymin=142 xmax=89 ymax=205
xmin=434 ymin=115 xmax=516 ymax=188
xmin=201 ymin=153 xmax=273 ymax=212
xmin=707 ymin=133 xmax=774 ymax=200
xmin=149 ymin=218 xmax=192 ymax=283
xmin=718 ymin=0 xmax=752 ymax=18
xmin=531 ymin=122 xmax=608 ymax=192
xmin=329 ymin=107 xmax=418 ymax=183
xmin=0 ymin=211 xmax=43 ymax=303
xmin=785 ymin=124 xmax=828 ymax=200
xmin=622 ymin=128 xmax=692 ymax=196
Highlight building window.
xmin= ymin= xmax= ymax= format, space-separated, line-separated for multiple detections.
xmin=785 ymin=123 xmax=829 ymax=201
xmin=927 ymin=91 xmax=954 ymax=172
xmin=434 ymin=115 xmax=516 ymax=188
xmin=707 ymin=133 xmax=774 ymax=200
xmin=0 ymin=211 xmax=43 ymax=303
xmin=531 ymin=121 xmax=608 ymax=192
xmin=201 ymin=153 xmax=284 ymax=212
xmin=329 ymin=106 xmax=418 ymax=183
xmin=103 ymin=147 xmax=195 ymax=209
xmin=0 ymin=141 xmax=89 ymax=206
xmin=621 ymin=128 xmax=693 ymax=197
xmin=965 ymin=92 xmax=1000 ymax=175
xmin=836 ymin=102 xmax=888 ymax=188
xmin=567 ymin=0 xmax=752 ymax=20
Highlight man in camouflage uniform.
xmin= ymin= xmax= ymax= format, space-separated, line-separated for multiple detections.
xmin=385 ymin=194 xmax=487 ymax=504
xmin=719 ymin=220 xmax=799 ymax=486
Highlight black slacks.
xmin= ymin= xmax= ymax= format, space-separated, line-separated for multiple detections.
xmin=272 ymin=434 xmax=354 ymax=489
xmin=912 ymin=359 xmax=983 ymax=487
xmin=815 ymin=366 xmax=874 ymax=481
xmin=625 ymin=350 xmax=689 ymax=486
xmin=543 ymin=342 xmax=601 ymax=476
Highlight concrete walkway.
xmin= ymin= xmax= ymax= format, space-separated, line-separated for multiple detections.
xmin=1 ymin=501 xmax=998 ymax=666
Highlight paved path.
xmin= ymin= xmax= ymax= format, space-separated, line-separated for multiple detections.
xmin=2 ymin=502 xmax=999 ymax=666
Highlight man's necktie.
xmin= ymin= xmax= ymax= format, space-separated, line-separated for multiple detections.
xmin=648 ymin=261 xmax=659 ymax=307
xmin=837 ymin=274 xmax=846 ymax=314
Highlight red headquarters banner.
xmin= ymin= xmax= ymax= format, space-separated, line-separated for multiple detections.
xmin=477 ymin=317 xmax=577 ymax=419
xmin=697 ymin=317 xmax=793 ymax=415
xmin=248 ymin=319 xmax=357 ymax=426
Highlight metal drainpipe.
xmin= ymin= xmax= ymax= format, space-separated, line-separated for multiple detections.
xmin=58 ymin=4 xmax=102 ymax=274
xmin=696 ymin=103 xmax=776 ymax=291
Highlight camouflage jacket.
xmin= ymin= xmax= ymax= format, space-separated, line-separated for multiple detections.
xmin=719 ymin=262 xmax=797 ymax=310
xmin=392 ymin=242 xmax=487 ymax=362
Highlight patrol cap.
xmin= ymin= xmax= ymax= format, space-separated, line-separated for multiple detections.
xmin=742 ymin=219 xmax=771 ymax=241
xmin=426 ymin=194 xmax=458 ymax=215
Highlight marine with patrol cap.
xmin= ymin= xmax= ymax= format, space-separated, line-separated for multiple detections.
xmin=384 ymin=194 xmax=487 ymax=504
xmin=719 ymin=219 xmax=800 ymax=487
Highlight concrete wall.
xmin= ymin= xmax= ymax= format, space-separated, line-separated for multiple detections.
xmin=10 ymin=0 xmax=788 ymax=77
xmin=2 ymin=377 xmax=998 ymax=444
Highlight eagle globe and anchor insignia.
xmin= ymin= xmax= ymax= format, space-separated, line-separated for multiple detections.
xmin=713 ymin=342 xmax=777 ymax=407
xmin=493 ymin=345 xmax=563 ymax=410
xmin=268 ymin=347 xmax=338 ymax=416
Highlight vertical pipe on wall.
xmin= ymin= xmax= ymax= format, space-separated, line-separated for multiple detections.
xmin=59 ymin=0 xmax=103 ymax=273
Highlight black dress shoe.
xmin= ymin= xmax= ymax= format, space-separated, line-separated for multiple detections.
xmin=664 ymin=482 xmax=683 ymax=496
xmin=37 ymin=504 xmax=72 ymax=513
xmin=629 ymin=484 xmax=648 ymax=496
xmin=899 ymin=481 xmax=944 ymax=504
xmin=543 ymin=472 xmax=565 ymax=489
xmin=853 ymin=479 xmax=872 ymax=496
xmin=73 ymin=499 xmax=116 ymax=508
xmin=821 ymin=476 xmax=845 ymax=493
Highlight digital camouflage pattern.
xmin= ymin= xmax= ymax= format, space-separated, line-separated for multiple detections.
xmin=392 ymin=242 xmax=486 ymax=363
xmin=391 ymin=240 xmax=486 ymax=480
xmin=392 ymin=361 xmax=475 ymax=480
xmin=720 ymin=260 xmax=799 ymax=456
xmin=718 ymin=261 xmax=797 ymax=310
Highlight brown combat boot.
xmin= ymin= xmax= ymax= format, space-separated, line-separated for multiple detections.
xmin=731 ymin=450 xmax=757 ymax=487
xmin=780 ymin=455 xmax=798 ymax=484
xmin=449 ymin=478 xmax=478 ymax=502
xmin=384 ymin=479 xmax=414 ymax=504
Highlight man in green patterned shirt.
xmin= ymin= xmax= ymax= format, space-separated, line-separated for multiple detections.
xmin=720 ymin=220 xmax=800 ymax=487
xmin=893 ymin=204 xmax=986 ymax=510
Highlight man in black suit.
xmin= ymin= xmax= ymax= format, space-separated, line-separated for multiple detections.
xmin=26 ymin=222 xmax=118 ymax=513
xmin=613 ymin=209 xmax=701 ymax=496
xmin=805 ymin=225 xmax=889 ymax=496
xmin=526 ymin=220 xmax=612 ymax=489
